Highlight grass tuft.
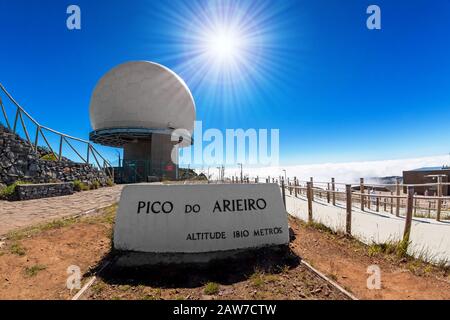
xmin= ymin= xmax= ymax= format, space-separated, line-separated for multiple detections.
xmin=40 ymin=153 xmax=58 ymax=161
xmin=91 ymin=180 xmax=101 ymax=190
xmin=91 ymin=282 xmax=106 ymax=294
xmin=106 ymin=179 xmax=115 ymax=187
xmin=367 ymin=239 xmax=410 ymax=259
xmin=10 ymin=242 xmax=26 ymax=256
xmin=73 ymin=180 xmax=89 ymax=192
xmin=306 ymin=221 xmax=337 ymax=235
xmin=7 ymin=217 xmax=78 ymax=241
xmin=24 ymin=264 xmax=47 ymax=277
xmin=0 ymin=181 xmax=30 ymax=200
xmin=204 ymin=282 xmax=220 ymax=295
xmin=250 ymin=272 xmax=265 ymax=288
xmin=6 ymin=204 xmax=117 ymax=242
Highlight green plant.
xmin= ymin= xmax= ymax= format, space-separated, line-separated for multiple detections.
xmin=91 ymin=282 xmax=106 ymax=294
xmin=92 ymin=180 xmax=101 ymax=190
xmin=24 ymin=264 xmax=47 ymax=277
xmin=40 ymin=153 xmax=58 ymax=161
xmin=10 ymin=242 xmax=26 ymax=256
xmin=396 ymin=239 xmax=410 ymax=258
xmin=204 ymin=282 xmax=220 ymax=295
xmin=73 ymin=180 xmax=81 ymax=191
xmin=306 ymin=221 xmax=337 ymax=235
xmin=7 ymin=216 xmax=79 ymax=241
xmin=367 ymin=239 xmax=409 ymax=258
xmin=0 ymin=181 xmax=20 ymax=199
xmin=250 ymin=272 xmax=264 ymax=288
xmin=118 ymin=285 xmax=131 ymax=292
xmin=0 ymin=181 xmax=29 ymax=200
xmin=0 ymin=184 xmax=15 ymax=199
xmin=264 ymin=274 xmax=280 ymax=283
xmin=73 ymin=180 xmax=88 ymax=192
xmin=106 ymin=178 xmax=114 ymax=187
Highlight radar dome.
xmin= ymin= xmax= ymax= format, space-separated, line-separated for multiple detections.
xmin=89 ymin=61 xmax=196 ymax=134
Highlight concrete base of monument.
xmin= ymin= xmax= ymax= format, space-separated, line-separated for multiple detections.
xmin=113 ymin=245 xmax=291 ymax=267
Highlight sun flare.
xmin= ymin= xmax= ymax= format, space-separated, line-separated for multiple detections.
xmin=157 ymin=0 xmax=293 ymax=97
xmin=205 ymin=27 xmax=244 ymax=63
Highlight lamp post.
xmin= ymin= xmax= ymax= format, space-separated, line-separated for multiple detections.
xmin=238 ymin=163 xmax=243 ymax=183
xmin=115 ymin=150 xmax=121 ymax=167
xmin=217 ymin=167 xmax=222 ymax=182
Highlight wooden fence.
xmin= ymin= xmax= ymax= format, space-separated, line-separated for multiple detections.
xmin=227 ymin=175 xmax=450 ymax=223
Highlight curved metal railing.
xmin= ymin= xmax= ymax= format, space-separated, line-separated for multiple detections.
xmin=0 ymin=83 xmax=114 ymax=179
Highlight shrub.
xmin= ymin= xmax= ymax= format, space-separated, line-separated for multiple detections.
xmin=40 ymin=153 xmax=58 ymax=161
xmin=92 ymin=180 xmax=101 ymax=190
xmin=0 ymin=181 xmax=29 ymax=200
xmin=73 ymin=180 xmax=88 ymax=192
xmin=106 ymin=178 xmax=114 ymax=187
xmin=73 ymin=180 xmax=82 ymax=191
xmin=204 ymin=282 xmax=220 ymax=295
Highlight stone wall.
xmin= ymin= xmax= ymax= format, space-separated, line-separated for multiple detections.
xmin=0 ymin=124 xmax=109 ymax=187
xmin=16 ymin=183 xmax=74 ymax=201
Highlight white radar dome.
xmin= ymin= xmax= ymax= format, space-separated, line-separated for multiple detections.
xmin=89 ymin=61 xmax=196 ymax=134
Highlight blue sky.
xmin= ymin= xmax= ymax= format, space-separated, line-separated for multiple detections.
xmin=0 ymin=0 xmax=449 ymax=168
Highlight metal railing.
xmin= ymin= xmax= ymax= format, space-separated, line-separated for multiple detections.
xmin=0 ymin=83 xmax=114 ymax=179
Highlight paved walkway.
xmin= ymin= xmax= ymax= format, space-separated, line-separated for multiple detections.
xmin=0 ymin=185 xmax=124 ymax=236
xmin=286 ymin=195 xmax=450 ymax=265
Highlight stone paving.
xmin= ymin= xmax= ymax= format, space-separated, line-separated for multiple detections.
xmin=0 ymin=185 xmax=124 ymax=236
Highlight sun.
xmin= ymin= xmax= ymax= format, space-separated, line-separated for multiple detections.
xmin=156 ymin=0 xmax=293 ymax=89
xmin=205 ymin=27 xmax=244 ymax=63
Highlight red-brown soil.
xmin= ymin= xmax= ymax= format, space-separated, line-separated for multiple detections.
xmin=0 ymin=207 xmax=448 ymax=300
xmin=289 ymin=217 xmax=450 ymax=300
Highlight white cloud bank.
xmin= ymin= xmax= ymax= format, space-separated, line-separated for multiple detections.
xmin=222 ymin=154 xmax=449 ymax=184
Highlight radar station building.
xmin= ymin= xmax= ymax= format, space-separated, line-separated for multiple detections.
xmin=89 ymin=61 xmax=195 ymax=183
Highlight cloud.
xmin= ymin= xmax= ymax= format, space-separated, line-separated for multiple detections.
xmin=219 ymin=154 xmax=449 ymax=183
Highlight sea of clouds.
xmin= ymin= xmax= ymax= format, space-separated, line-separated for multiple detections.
xmin=214 ymin=154 xmax=449 ymax=184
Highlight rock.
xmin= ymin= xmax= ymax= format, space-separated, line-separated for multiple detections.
xmin=0 ymin=123 xmax=111 ymax=195
xmin=28 ymin=163 xmax=39 ymax=173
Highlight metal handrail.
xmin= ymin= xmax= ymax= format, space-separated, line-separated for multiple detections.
xmin=0 ymin=83 xmax=114 ymax=179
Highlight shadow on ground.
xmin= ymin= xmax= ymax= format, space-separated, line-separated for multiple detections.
xmin=89 ymin=246 xmax=301 ymax=289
